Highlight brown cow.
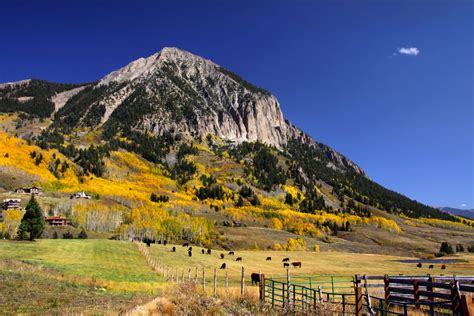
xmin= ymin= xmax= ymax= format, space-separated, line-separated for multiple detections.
xmin=220 ymin=253 xmax=225 ymax=259
xmin=220 ymin=263 xmax=226 ymax=269
xmin=429 ymin=264 xmax=434 ymax=269
xmin=236 ymin=257 xmax=242 ymax=262
xmin=266 ymin=257 xmax=272 ymax=261
xmin=292 ymin=262 xmax=302 ymax=268
xmin=417 ymin=262 xmax=422 ymax=268
xmin=283 ymin=263 xmax=290 ymax=268
xmin=282 ymin=257 xmax=290 ymax=262
xmin=251 ymin=273 xmax=261 ymax=285
xmin=441 ymin=264 xmax=446 ymax=270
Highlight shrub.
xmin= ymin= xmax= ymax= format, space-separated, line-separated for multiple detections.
xmin=78 ymin=229 xmax=88 ymax=239
xmin=63 ymin=231 xmax=74 ymax=239
xmin=439 ymin=242 xmax=454 ymax=255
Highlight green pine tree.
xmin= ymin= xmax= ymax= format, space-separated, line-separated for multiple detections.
xmin=17 ymin=195 xmax=45 ymax=241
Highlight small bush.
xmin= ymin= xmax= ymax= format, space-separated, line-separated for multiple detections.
xmin=78 ymin=229 xmax=88 ymax=239
xmin=63 ymin=231 xmax=74 ymax=239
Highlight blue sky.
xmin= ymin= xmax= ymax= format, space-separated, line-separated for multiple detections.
xmin=1 ymin=0 xmax=472 ymax=208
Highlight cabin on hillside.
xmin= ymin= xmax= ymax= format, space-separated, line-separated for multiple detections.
xmin=2 ymin=199 xmax=22 ymax=211
xmin=15 ymin=186 xmax=42 ymax=195
xmin=44 ymin=216 xmax=68 ymax=226
xmin=70 ymin=191 xmax=92 ymax=199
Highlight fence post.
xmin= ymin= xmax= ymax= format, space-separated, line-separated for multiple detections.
xmin=384 ymin=275 xmax=390 ymax=300
xmin=331 ymin=276 xmax=335 ymax=299
xmin=259 ymin=273 xmax=265 ymax=301
xmin=342 ymin=294 xmax=346 ymax=315
xmin=202 ymin=268 xmax=205 ymax=291
xmin=287 ymin=268 xmax=291 ymax=309
xmin=213 ymin=268 xmax=217 ymax=297
xmin=241 ymin=266 xmax=245 ymax=297
xmin=413 ymin=280 xmax=420 ymax=308
xmin=195 ymin=266 xmax=198 ymax=284
xmin=282 ymin=283 xmax=286 ymax=307
xmin=355 ymin=287 xmax=363 ymax=316
xmin=188 ymin=268 xmax=191 ymax=282
xmin=175 ymin=269 xmax=178 ymax=284
xmin=460 ymin=294 xmax=474 ymax=316
xmin=451 ymin=280 xmax=461 ymax=314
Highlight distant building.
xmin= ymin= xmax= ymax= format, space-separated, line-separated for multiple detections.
xmin=2 ymin=199 xmax=22 ymax=211
xmin=44 ymin=216 xmax=68 ymax=226
xmin=70 ymin=191 xmax=92 ymax=199
xmin=15 ymin=186 xmax=42 ymax=195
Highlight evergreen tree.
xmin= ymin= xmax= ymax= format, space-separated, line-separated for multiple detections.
xmin=78 ymin=229 xmax=88 ymax=239
xmin=17 ymin=195 xmax=45 ymax=241
xmin=439 ymin=242 xmax=454 ymax=255
xmin=52 ymin=231 xmax=58 ymax=239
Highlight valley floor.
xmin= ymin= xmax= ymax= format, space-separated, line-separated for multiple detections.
xmin=1 ymin=239 xmax=473 ymax=314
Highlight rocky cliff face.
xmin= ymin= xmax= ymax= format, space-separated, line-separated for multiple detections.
xmin=7 ymin=47 xmax=365 ymax=175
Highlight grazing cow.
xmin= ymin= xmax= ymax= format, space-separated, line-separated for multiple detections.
xmin=236 ymin=257 xmax=242 ymax=262
xmin=188 ymin=250 xmax=192 ymax=257
xmin=220 ymin=263 xmax=226 ymax=269
xmin=283 ymin=263 xmax=290 ymax=268
xmin=163 ymin=240 xmax=167 ymax=246
xmin=172 ymin=246 xmax=176 ymax=252
xmin=188 ymin=247 xmax=193 ymax=251
xmin=417 ymin=262 xmax=422 ymax=268
xmin=429 ymin=264 xmax=434 ymax=269
xmin=146 ymin=241 xmax=151 ymax=247
xmin=207 ymin=249 xmax=212 ymax=255
xmin=292 ymin=262 xmax=302 ymax=268
xmin=220 ymin=253 xmax=225 ymax=259
xmin=441 ymin=264 xmax=446 ymax=270
xmin=228 ymin=251 xmax=234 ymax=255
xmin=201 ymin=249 xmax=205 ymax=254
xmin=251 ymin=273 xmax=261 ymax=285
xmin=282 ymin=258 xmax=290 ymax=262
xmin=183 ymin=243 xmax=189 ymax=247
xmin=266 ymin=257 xmax=272 ymax=261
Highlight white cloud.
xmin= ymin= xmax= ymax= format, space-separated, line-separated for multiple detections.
xmin=461 ymin=203 xmax=467 ymax=207
xmin=398 ymin=47 xmax=420 ymax=56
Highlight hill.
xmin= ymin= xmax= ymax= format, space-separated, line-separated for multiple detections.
xmin=439 ymin=207 xmax=474 ymax=220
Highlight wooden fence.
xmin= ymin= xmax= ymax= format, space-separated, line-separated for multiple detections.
xmin=262 ymin=273 xmax=474 ymax=315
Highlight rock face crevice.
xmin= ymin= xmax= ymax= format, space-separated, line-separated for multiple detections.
xmin=52 ymin=47 xmax=365 ymax=175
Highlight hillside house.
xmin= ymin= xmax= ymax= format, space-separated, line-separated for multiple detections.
xmin=70 ymin=191 xmax=92 ymax=199
xmin=2 ymin=199 xmax=22 ymax=210
xmin=44 ymin=216 xmax=68 ymax=226
xmin=15 ymin=186 xmax=42 ymax=195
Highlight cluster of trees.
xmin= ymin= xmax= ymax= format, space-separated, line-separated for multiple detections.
xmin=436 ymin=241 xmax=474 ymax=256
xmin=17 ymin=196 xmax=44 ymax=241
xmin=251 ymin=146 xmax=286 ymax=191
xmin=345 ymin=199 xmax=372 ymax=218
xmin=150 ymin=193 xmax=170 ymax=203
xmin=0 ymin=80 xmax=83 ymax=118
xmin=195 ymin=175 xmax=225 ymax=201
xmin=286 ymin=139 xmax=458 ymax=222
xmin=29 ymin=151 xmax=43 ymax=166
xmin=299 ymin=189 xmax=327 ymax=214
xmin=53 ymin=229 xmax=87 ymax=239
xmin=236 ymin=185 xmax=260 ymax=207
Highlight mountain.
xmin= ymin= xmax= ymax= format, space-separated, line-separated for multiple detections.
xmin=0 ymin=47 xmax=461 ymax=222
xmin=439 ymin=207 xmax=474 ymax=220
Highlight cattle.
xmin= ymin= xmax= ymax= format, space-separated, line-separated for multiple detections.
xmin=172 ymin=246 xmax=176 ymax=252
xmin=417 ymin=262 xmax=422 ymax=268
xmin=266 ymin=257 xmax=272 ymax=261
xmin=251 ymin=273 xmax=261 ymax=285
xmin=441 ymin=264 xmax=446 ymax=270
xmin=207 ymin=249 xmax=212 ymax=255
xmin=236 ymin=257 xmax=242 ymax=262
xmin=283 ymin=263 xmax=290 ymax=268
xmin=429 ymin=264 xmax=434 ymax=269
xmin=228 ymin=251 xmax=234 ymax=255
xmin=201 ymin=249 xmax=205 ymax=254
xmin=146 ymin=241 xmax=151 ymax=247
xmin=188 ymin=247 xmax=193 ymax=251
xmin=220 ymin=253 xmax=225 ymax=259
xmin=292 ymin=262 xmax=302 ymax=268
xmin=183 ymin=243 xmax=189 ymax=247
xmin=220 ymin=263 xmax=226 ymax=269
xmin=282 ymin=258 xmax=290 ymax=262
xmin=188 ymin=250 xmax=192 ymax=257
xmin=163 ymin=240 xmax=168 ymax=246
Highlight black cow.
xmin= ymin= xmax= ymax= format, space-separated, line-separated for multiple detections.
xmin=188 ymin=246 xmax=193 ymax=251
xmin=228 ymin=251 xmax=234 ymax=255
xmin=183 ymin=243 xmax=189 ymax=247
xmin=207 ymin=249 xmax=212 ymax=255
xmin=201 ymin=249 xmax=205 ymax=254
xmin=283 ymin=263 xmax=290 ymax=268
xmin=188 ymin=250 xmax=192 ymax=257
xmin=236 ymin=257 xmax=242 ymax=262
xmin=266 ymin=257 xmax=272 ymax=261
xmin=417 ymin=262 xmax=422 ymax=268
xmin=429 ymin=264 xmax=434 ymax=269
xmin=292 ymin=262 xmax=302 ymax=268
xmin=220 ymin=263 xmax=226 ymax=269
xmin=282 ymin=258 xmax=290 ymax=262
xmin=163 ymin=240 xmax=167 ymax=246
xmin=251 ymin=273 xmax=261 ymax=285
xmin=172 ymin=246 xmax=176 ymax=252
